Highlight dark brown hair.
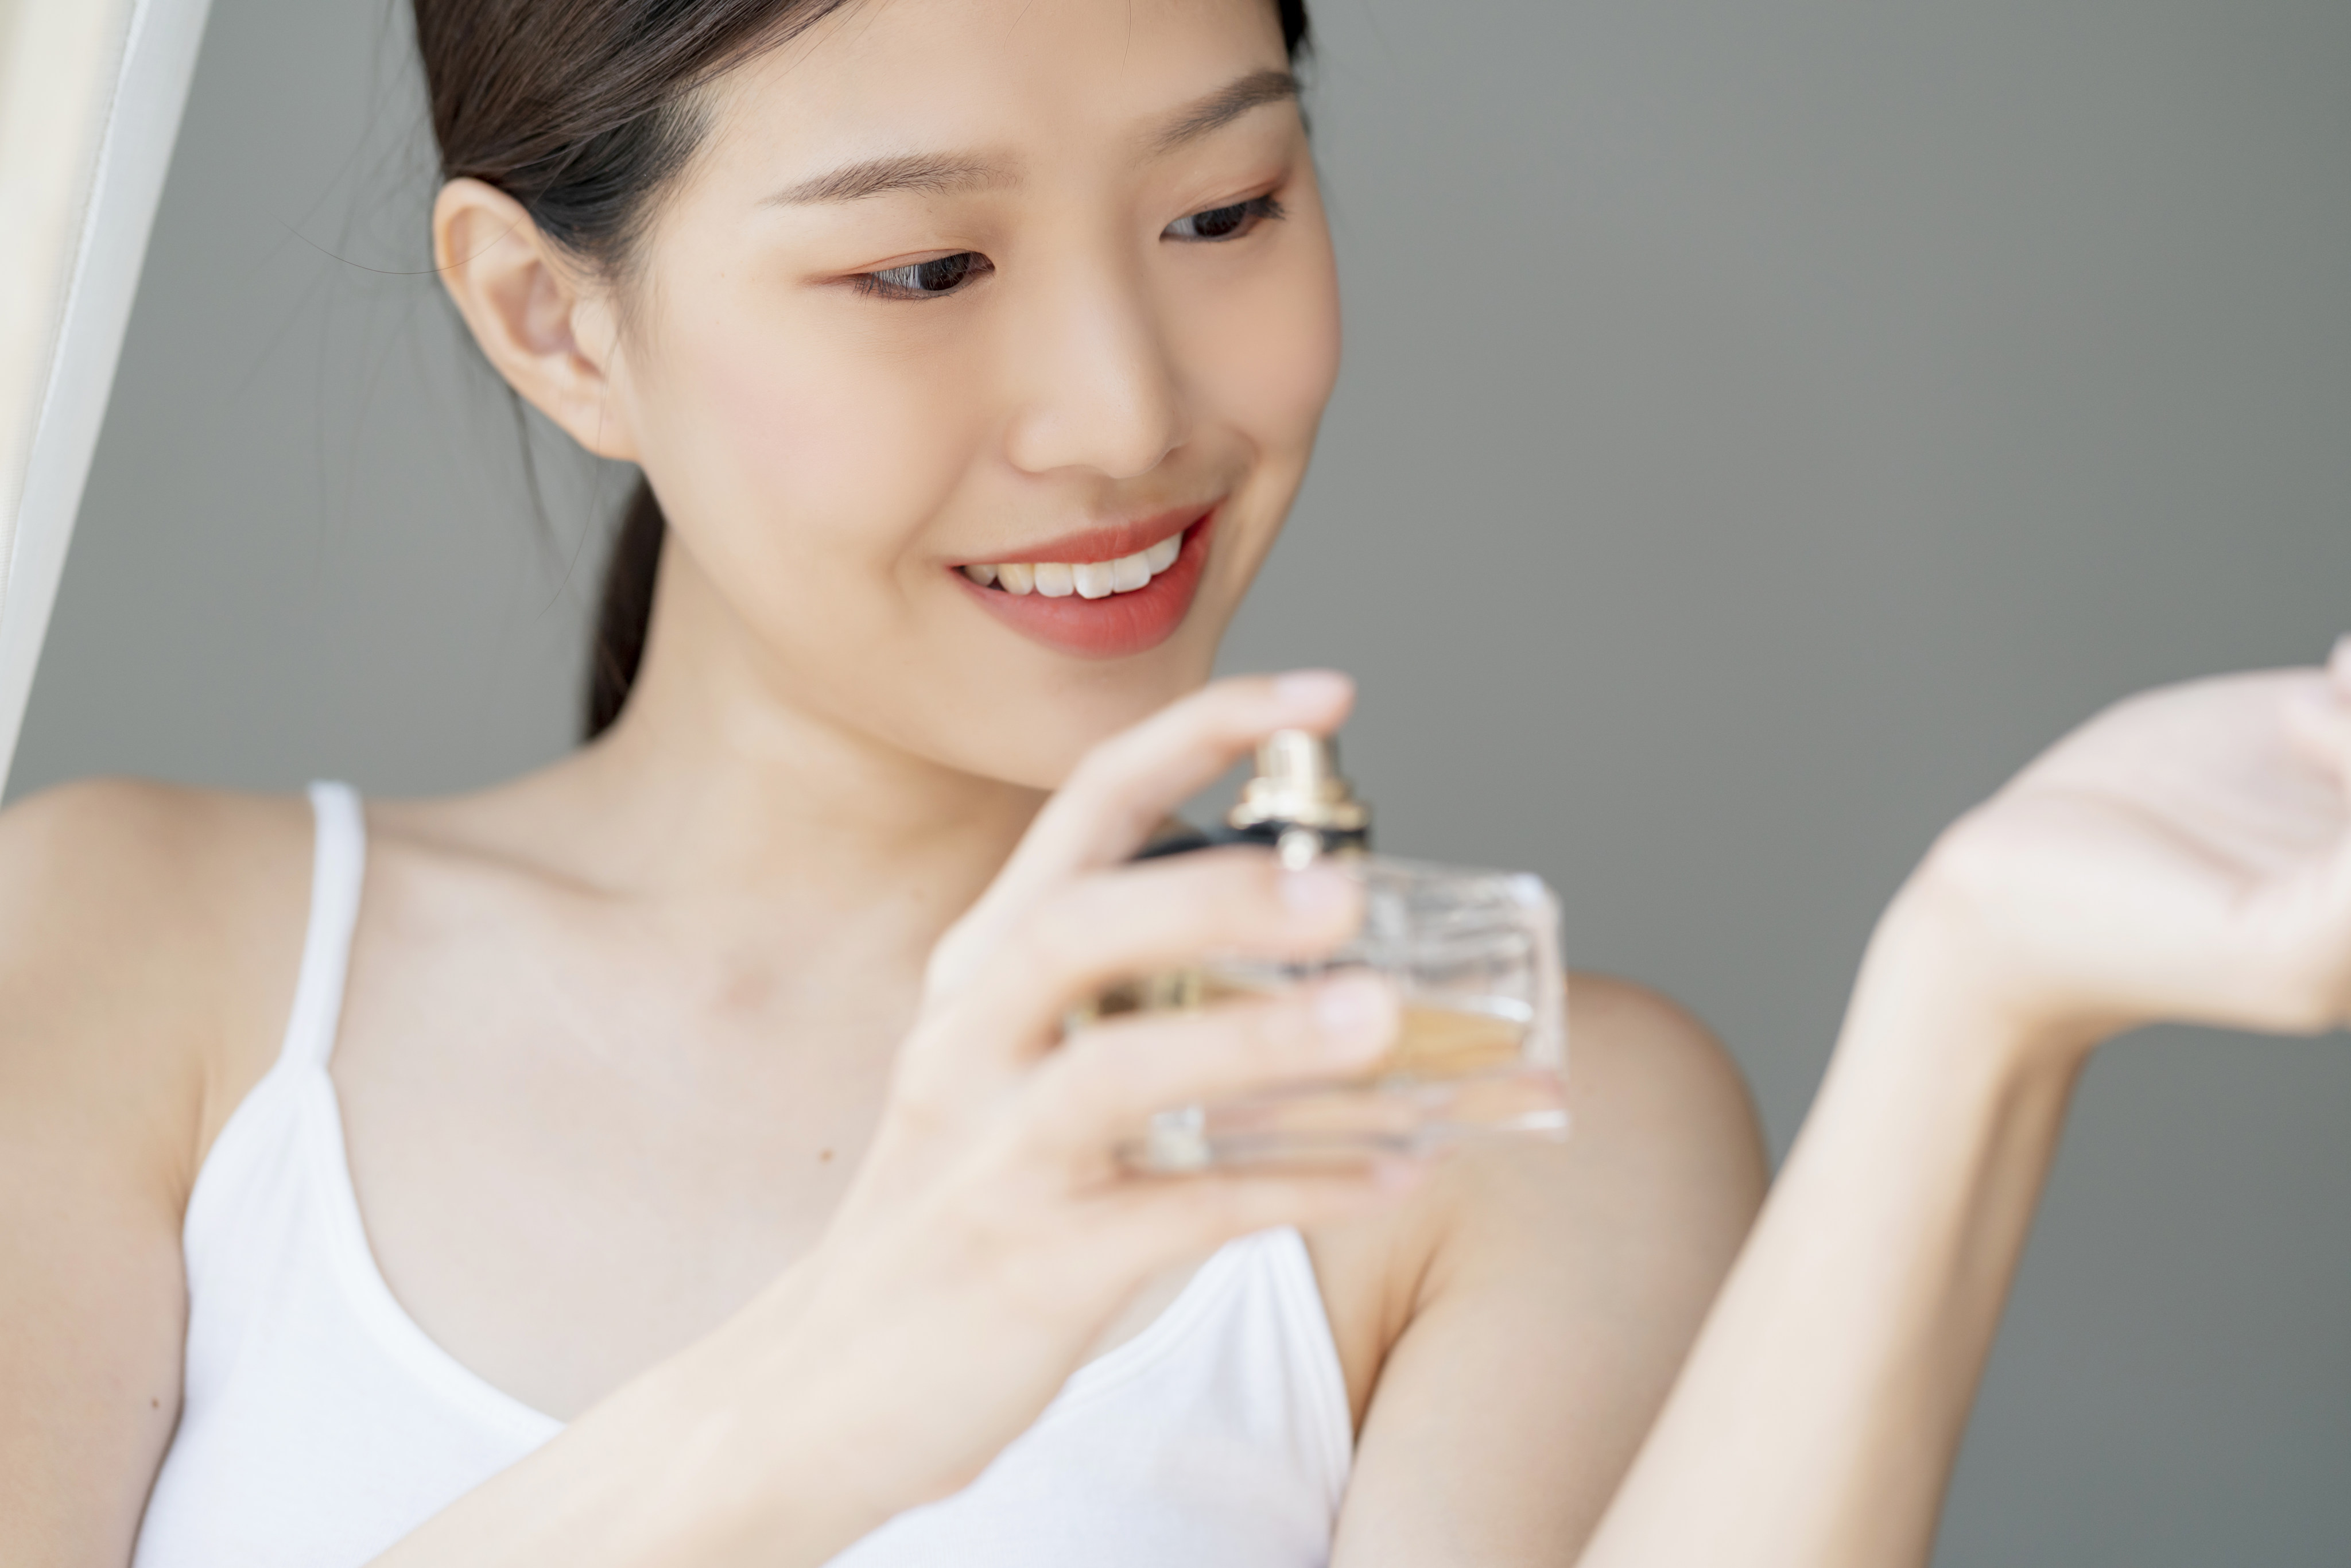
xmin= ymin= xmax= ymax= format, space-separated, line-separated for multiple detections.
xmin=413 ymin=0 xmax=1312 ymax=739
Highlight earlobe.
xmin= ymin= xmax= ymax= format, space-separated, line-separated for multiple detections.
xmin=432 ymin=178 xmax=640 ymax=461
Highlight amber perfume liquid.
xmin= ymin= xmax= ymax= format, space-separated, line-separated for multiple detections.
xmin=1104 ymin=860 xmax=1569 ymax=1173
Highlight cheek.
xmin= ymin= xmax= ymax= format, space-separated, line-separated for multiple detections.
xmin=633 ymin=290 xmax=990 ymax=591
xmin=1184 ymin=229 xmax=1343 ymax=464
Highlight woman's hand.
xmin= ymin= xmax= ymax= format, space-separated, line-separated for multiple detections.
xmin=379 ymin=671 xmax=1423 ymax=1568
xmin=654 ymin=671 xmax=1425 ymax=1555
xmin=1584 ymin=641 xmax=2351 ymax=1568
xmin=1898 ymin=641 xmax=2351 ymax=1054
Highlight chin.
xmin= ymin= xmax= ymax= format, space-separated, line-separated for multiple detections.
xmin=918 ymin=638 xmax=1223 ymax=793
xmin=1019 ymin=663 xmax=1218 ymax=790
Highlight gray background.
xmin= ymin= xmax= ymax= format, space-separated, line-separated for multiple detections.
xmin=14 ymin=0 xmax=2349 ymax=1561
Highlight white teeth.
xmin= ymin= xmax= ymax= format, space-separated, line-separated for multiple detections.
xmin=965 ymin=529 xmax=1188 ymax=600
xmin=1108 ymin=550 xmax=1151 ymax=592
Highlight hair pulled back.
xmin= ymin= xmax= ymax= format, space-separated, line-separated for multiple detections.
xmin=413 ymin=0 xmax=1312 ymax=739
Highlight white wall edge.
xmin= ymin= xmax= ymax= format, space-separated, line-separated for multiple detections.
xmin=0 ymin=0 xmax=215 ymax=795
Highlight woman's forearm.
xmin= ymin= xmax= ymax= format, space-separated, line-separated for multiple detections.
xmin=368 ymin=1309 xmax=880 ymax=1568
xmin=1580 ymin=887 xmax=2089 ymax=1567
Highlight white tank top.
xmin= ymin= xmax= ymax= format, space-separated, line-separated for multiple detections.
xmin=133 ymin=782 xmax=1354 ymax=1566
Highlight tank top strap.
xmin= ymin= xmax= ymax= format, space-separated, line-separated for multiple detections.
xmin=274 ymin=781 xmax=367 ymax=1075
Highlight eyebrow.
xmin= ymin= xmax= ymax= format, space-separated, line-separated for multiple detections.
xmin=769 ymin=67 xmax=1302 ymax=208
xmin=1151 ymin=67 xmax=1301 ymax=153
xmin=770 ymin=152 xmax=1018 ymax=207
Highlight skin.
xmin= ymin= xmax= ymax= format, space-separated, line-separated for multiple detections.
xmin=1 ymin=0 xmax=2345 ymax=1564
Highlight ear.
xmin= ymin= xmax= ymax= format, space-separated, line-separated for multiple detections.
xmin=433 ymin=178 xmax=638 ymax=461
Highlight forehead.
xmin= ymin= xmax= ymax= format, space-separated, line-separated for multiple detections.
xmin=700 ymin=0 xmax=1291 ymax=187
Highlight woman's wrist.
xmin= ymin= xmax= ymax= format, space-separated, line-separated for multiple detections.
xmin=612 ymin=1305 xmax=903 ymax=1568
xmin=1849 ymin=861 xmax=2116 ymax=1085
xmin=365 ymin=1352 xmax=866 ymax=1568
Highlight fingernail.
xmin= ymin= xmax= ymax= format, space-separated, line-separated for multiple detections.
xmin=1274 ymin=669 xmax=1352 ymax=708
xmin=1281 ymin=863 xmax=1358 ymax=918
xmin=1312 ymin=973 xmax=1397 ymax=1054
xmin=2330 ymin=635 xmax=2351 ymax=685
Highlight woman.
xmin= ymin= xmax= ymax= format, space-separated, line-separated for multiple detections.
xmin=3 ymin=0 xmax=2345 ymax=1563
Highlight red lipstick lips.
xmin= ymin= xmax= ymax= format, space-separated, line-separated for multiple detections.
xmin=955 ymin=507 xmax=1216 ymax=659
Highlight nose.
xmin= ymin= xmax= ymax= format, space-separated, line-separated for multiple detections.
xmin=1000 ymin=249 xmax=1190 ymax=481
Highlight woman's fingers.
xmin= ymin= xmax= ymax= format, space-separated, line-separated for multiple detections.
xmin=902 ymin=849 xmax=1367 ymax=1091
xmin=1021 ymin=671 xmax=1353 ymax=877
xmin=860 ymin=977 xmax=1419 ymax=1348
xmin=1022 ymin=973 xmax=1403 ymax=1159
xmin=925 ymin=673 xmax=1352 ymax=1000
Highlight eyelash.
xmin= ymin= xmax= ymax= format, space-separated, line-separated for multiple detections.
xmin=853 ymin=251 xmax=994 ymax=301
xmin=1163 ymin=193 xmax=1286 ymax=243
xmin=850 ymin=193 xmax=1287 ymax=302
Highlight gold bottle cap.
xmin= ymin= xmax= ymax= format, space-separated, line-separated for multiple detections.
xmin=1228 ymin=729 xmax=1371 ymax=835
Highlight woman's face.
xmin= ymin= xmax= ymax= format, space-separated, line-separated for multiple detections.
xmin=603 ymin=0 xmax=1339 ymax=788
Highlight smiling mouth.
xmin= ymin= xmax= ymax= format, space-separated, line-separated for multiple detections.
xmin=957 ymin=530 xmax=1185 ymax=599
xmin=952 ymin=510 xmax=1217 ymax=659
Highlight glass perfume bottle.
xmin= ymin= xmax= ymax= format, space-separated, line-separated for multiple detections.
xmin=1078 ymin=730 xmax=1569 ymax=1172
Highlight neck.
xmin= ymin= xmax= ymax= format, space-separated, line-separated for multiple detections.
xmin=499 ymin=556 xmax=1047 ymax=960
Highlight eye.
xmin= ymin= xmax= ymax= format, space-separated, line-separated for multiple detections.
xmin=1163 ymin=193 xmax=1286 ymax=243
xmin=855 ymin=251 xmax=992 ymax=300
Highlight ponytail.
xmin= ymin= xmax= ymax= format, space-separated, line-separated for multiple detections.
xmin=584 ymin=475 xmax=665 ymax=740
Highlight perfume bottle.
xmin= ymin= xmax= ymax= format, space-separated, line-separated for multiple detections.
xmin=1078 ymin=731 xmax=1569 ymax=1172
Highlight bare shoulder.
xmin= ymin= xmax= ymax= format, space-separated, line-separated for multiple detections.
xmin=1556 ymin=973 xmax=1770 ymax=1217
xmin=1421 ymin=972 xmax=1767 ymax=1291
xmin=1315 ymin=975 xmax=1766 ymax=1418
xmin=0 ymin=775 xmax=313 ymax=981
xmin=0 ymin=778 xmax=313 ymax=1184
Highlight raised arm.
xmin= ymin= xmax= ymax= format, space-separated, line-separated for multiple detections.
xmin=1581 ymin=648 xmax=2351 ymax=1566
